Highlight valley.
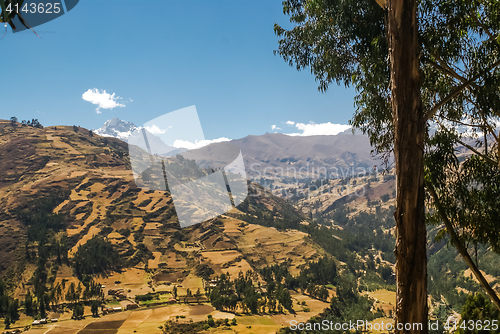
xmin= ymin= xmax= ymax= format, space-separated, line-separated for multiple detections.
xmin=0 ymin=119 xmax=499 ymax=334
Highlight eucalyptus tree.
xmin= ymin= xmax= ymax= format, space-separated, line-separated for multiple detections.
xmin=419 ymin=0 xmax=500 ymax=312
xmin=0 ymin=0 xmax=34 ymax=33
xmin=274 ymin=0 xmax=500 ymax=331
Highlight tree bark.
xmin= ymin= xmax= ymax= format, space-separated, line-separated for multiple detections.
xmin=388 ymin=1 xmax=428 ymax=333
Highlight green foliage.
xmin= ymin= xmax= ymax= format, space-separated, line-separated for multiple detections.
xmin=127 ymin=243 xmax=153 ymax=267
xmin=207 ymin=271 xmax=291 ymax=314
xmin=91 ymin=300 xmax=100 ymax=317
xmin=4 ymin=314 xmax=10 ymax=329
xmin=274 ymin=0 xmax=500 ymax=310
xmin=15 ymin=190 xmax=69 ymax=243
xmin=65 ymin=282 xmax=78 ymax=304
xmin=72 ymin=303 xmax=84 ymax=320
xmin=274 ymin=0 xmax=391 ymax=157
xmin=24 ymin=290 xmax=34 ymax=316
xmin=72 ymin=235 xmax=121 ymax=279
xmin=162 ymin=319 xmax=211 ymax=334
xmin=426 ymin=131 xmax=500 ymax=254
xmin=309 ymin=207 xmax=395 ymax=264
xmin=459 ymin=293 xmax=500 ymax=334
xmin=427 ymin=246 xmax=476 ymax=312
xmin=239 ymin=188 xmax=303 ymax=231
xmin=280 ymin=273 xmax=376 ymax=333
xmin=7 ymin=298 xmax=19 ymax=322
xmin=135 ymin=292 xmax=160 ymax=302
xmin=195 ymin=288 xmax=202 ymax=304
xmin=207 ymin=314 xmax=215 ymax=327
xmin=0 ymin=278 xmax=20 ymax=324
xmin=172 ymin=285 xmax=177 ymax=299
xmin=379 ymin=264 xmax=394 ymax=283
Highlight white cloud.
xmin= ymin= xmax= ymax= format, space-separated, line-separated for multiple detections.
xmin=82 ymin=88 xmax=126 ymax=114
xmin=285 ymin=121 xmax=295 ymax=126
xmin=144 ymin=125 xmax=172 ymax=135
xmin=271 ymin=125 xmax=281 ymax=131
xmin=173 ymin=137 xmax=231 ymax=150
xmin=286 ymin=121 xmax=351 ymax=136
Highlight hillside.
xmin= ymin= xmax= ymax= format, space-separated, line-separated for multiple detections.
xmin=1 ymin=119 xmax=499 ymax=334
xmin=0 ymin=119 xmax=336 ymax=333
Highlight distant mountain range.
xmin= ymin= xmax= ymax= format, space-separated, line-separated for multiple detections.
xmin=94 ymin=118 xmax=385 ymax=178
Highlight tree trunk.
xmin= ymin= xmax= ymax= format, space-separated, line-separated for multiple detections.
xmin=388 ymin=1 xmax=428 ymax=333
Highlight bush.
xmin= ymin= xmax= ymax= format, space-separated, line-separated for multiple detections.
xmin=135 ymin=292 xmax=159 ymax=302
xmin=207 ymin=315 xmax=215 ymax=327
xmin=72 ymin=303 xmax=84 ymax=320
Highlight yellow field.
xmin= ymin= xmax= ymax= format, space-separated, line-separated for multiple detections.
xmin=366 ymin=289 xmax=396 ymax=315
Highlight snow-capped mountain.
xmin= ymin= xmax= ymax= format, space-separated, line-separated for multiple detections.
xmin=93 ymin=117 xmax=138 ymax=140
xmin=94 ymin=118 xmax=178 ymax=156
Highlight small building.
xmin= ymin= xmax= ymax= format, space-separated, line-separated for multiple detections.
xmin=116 ymin=293 xmax=127 ymax=300
xmin=40 ymin=319 xmax=47 ymax=324
xmin=167 ymin=298 xmax=177 ymax=304
xmin=126 ymin=303 xmax=139 ymax=310
xmin=113 ymin=307 xmax=122 ymax=312
xmin=102 ymin=307 xmax=114 ymax=314
xmin=32 ymin=320 xmax=41 ymax=325
xmin=51 ymin=318 xmax=59 ymax=322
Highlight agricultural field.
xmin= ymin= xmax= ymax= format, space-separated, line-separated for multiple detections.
xmin=1 ymin=292 xmax=329 ymax=334
xmin=366 ymin=289 xmax=396 ymax=316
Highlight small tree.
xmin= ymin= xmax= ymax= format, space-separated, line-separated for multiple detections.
xmin=4 ymin=314 xmax=11 ymax=329
xmin=8 ymin=299 xmax=19 ymax=321
xmin=195 ymin=288 xmax=201 ymax=304
xmin=76 ymin=283 xmax=82 ymax=302
xmin=39 ymin=294 xmax=46 ymax=318
xmin=207 ymin=314 xmax=215 ymax=327
xmin=25 ymin=290 xmax=34 ymax=316
xmin=91 ymin=300 xmax=100 ymax=317
xmin=172 ymin=285 xmax=177 ymax=299
xmin=10 ymin=116 xmax=17 ymax=125
xmin=380 ymin=193 xmax=390 ymax=203
xmin=72 ymin=303 xmax=84 ymax=320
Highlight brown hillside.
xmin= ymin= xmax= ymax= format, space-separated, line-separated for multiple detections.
xmin=0 ymin=120 xmax=321 ymax=302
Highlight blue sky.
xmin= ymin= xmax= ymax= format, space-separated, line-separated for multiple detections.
xmin=1 ymin=0 xmax=357 ymax=141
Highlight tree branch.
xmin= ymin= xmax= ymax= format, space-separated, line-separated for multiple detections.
xmin=425 ymin=59 xmax=500 ymax=121
xmin=456 ymin=139 xmax=498 ymax=168
xmin=466 ymin=0 xmax=496 ymax=42
xmin=426 ymin=181 xmax=500 ymax=312
xmin=374 ymin=0 xmax=387 ymax=9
